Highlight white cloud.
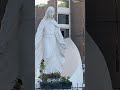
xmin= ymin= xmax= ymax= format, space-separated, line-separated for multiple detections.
xmin=35 ymin=0 xmax=49 ymax=5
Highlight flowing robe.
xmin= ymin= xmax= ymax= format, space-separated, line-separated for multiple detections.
xmin=35 ymin=19 xmax=65 ymax=76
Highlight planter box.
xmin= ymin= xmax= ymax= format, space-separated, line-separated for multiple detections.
xmin=40 ymin=82 xmax=72 ymax=89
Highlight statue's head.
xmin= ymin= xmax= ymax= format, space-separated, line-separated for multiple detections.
xmin=45 ymin=6 xmax=55 ymax=19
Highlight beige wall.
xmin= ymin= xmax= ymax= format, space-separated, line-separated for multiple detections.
xmin=35 ymin=5 xmax=48 ymax=32
xmin=71 ymin=0 xmax=85 ymax=63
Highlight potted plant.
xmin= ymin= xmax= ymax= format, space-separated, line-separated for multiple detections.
xmin=39 ymin=59 xmax=72 ymax=89
xmin=39 ymin=59 xmax=45 ymax=74
xmin=59 ymin=76 xmax=72 ymax=89
xmin=40 ymin=76 xmax=72 ymax=89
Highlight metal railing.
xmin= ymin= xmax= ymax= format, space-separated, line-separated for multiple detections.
xmin=35 ymin=87 xmax=85 ymax=90
xmin=35 ymin=84 xmax=85 ymax=90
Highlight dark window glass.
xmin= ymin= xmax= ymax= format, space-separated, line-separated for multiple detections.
xmin=66 ymin=29 xmax=69 ymax=37
xmin=58 ymin=14 xmax=69 ymax=24
xmin=60 ymin=29 xmax=69 ymax=38
xmin=61 ymin=30 xmax=65 ymax=37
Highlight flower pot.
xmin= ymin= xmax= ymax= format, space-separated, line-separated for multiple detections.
xmin=40 ymin=82 xmax=72 ymax=89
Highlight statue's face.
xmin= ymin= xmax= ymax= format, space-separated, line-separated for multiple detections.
xmin=46 ymin=6 xmax=55 ymax=19
xmin=48 ymin=9 xmax=55 ymax=17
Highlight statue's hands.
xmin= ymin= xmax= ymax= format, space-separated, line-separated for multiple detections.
xmin=61 ymin=44 xmax=66 ymax=49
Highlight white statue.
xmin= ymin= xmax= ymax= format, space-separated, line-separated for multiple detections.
xmin=35 ymin=6 xmax=83 ymax=88
xmin=35 ymin=6 xmax=66 ymax=74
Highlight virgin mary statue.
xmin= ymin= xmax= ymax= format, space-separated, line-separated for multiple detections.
xmin=35 ymin=6 xmax=66 ymax=75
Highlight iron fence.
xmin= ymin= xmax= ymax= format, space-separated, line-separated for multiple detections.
xmin=35 ymin=82 xmax=85 ymax=90
xmin=35 ymin=87 xmax=85 ymax=90
xmin=35 ymin=85 xmax=85 ymax=90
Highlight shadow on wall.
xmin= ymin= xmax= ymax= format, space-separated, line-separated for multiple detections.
xmin=86 ymin=31 xmax=113 ymax=90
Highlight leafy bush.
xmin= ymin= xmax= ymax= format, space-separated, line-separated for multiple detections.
xmin=39 ymin=59 xmax=71 ymax=83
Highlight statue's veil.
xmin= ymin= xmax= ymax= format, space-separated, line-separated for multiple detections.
xmin=37 ymin=6 xmax=55 ymax=27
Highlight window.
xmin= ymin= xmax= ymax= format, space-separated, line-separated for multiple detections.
xmin=58 ymin=14 xmax=69 ymax=24
xmin=61 ymin=29 xmax=69 ymax=38
xmin=58 ymin=0 xmax=69 ymax=8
